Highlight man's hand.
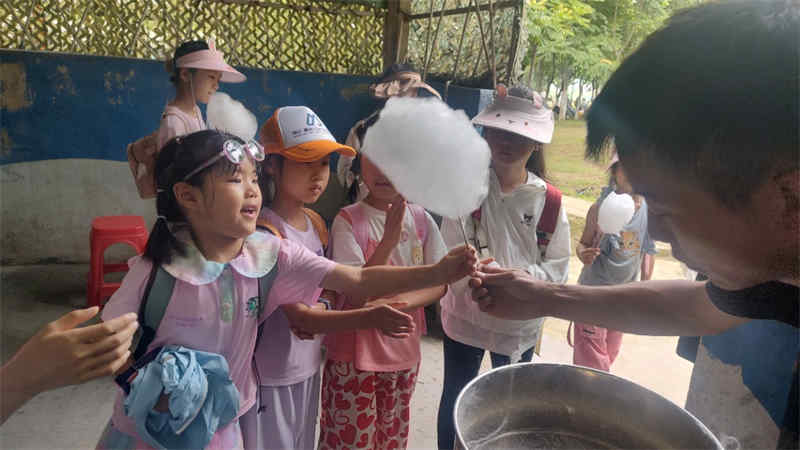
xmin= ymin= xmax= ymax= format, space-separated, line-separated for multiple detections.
xmin=469 ymin=261 xmax=547 ymax=320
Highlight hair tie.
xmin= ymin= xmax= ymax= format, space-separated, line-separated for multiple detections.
xmin=156 ymin=215 xmax=168 ymax=222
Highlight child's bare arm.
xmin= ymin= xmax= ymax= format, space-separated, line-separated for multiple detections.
xmin=364 ymin=198 xmax=406 ymax=267
xmin=577 ymin=203 xmax=602 ymax=265
xmin=321 ymin=245 xmax=476 ymax=301
xmin=366 ymin=285 xmax=446 ymax=312
xmin=641 ymin=253 xmax=655 ymax=281
xmin=280 ymin=302 xmax=415 ymax=338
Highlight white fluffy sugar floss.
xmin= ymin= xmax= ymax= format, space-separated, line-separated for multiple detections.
xmin=361 ymin=97 xmax=491 ymax=219
xmin=206 ymin=91 xmax=258 ymax=141
xmin=597 ymin=191 xmax=635 ymax=235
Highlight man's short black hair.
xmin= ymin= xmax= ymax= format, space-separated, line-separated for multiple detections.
xmin=586 ymin=0 xmax=798 ymax=209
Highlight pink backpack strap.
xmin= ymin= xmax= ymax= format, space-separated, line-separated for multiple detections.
xmin=162 ymin=109 xmax=193 ymax=133
xmin=536 ymin=183 xmax=562 ymax=255
xmin=407 ymin=203 xmax=428 ymax=245
xmin=339 ymin=203 xmax=370 ymax=256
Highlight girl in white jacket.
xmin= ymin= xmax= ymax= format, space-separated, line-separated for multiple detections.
xmin=436 ymin=85 xmax=571 ymax=449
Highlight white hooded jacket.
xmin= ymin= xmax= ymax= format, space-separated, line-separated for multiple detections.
xmin=440 ymin=169 xmax=571 ymax=360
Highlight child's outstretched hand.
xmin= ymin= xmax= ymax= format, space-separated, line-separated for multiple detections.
xmin=368 ymin=303 xmax=415 ymax=338
xmin=381 ymin=196 xmax=406 ymax=247
xmin=435 ymin=244 xmax=478 ymax=284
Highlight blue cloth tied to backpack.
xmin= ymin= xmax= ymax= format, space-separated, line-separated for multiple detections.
xmin=123 ymin=345 xmax=239 ymax=450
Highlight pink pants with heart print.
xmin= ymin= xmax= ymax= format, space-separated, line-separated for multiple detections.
xmin=318 ymin=360 xmax=419 ymax=450
xmin=572 ymin=323 xmax=624 ymax=372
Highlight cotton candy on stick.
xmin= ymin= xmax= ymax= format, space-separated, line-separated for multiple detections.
xmin=361 ymin=97 xmax=491 ymax=244
xmin=207 ymin=92 xmax=258 ymax=141
xmin=597 ymin=191 xmax=635 ymax=240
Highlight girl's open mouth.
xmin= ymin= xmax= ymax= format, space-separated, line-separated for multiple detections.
xmin=241 ymin=206 xmax=258 ymax=218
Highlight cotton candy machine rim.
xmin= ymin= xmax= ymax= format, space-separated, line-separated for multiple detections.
xmin=453 ymin=362 xmax=722 ymax=450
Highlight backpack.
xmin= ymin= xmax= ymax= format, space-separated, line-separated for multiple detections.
xmin=126 ymin=262 xmax=279 ymax=363
xmin=471 ymin=182 xmax=562 ymax=257
xmin=126 ymin=111 xmax=192 ymax=199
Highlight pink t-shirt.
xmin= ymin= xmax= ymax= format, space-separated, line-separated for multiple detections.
xmin=156 ymin=104 xmax=205 ymax=150
xmin=102 ymin=231 xmax=334 ymax=440
xmin=253 ymin=208 xmax=326 ymax=386
xmin=327 ymin=201 xmax=448 ymax=372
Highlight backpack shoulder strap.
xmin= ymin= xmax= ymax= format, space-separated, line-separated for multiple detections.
xmin=303 ymin=207 xmax=329 ymax=250
xmin=339 ymin=204 xmax=369 ymax=254
xmin=161 ymin=109 xmax=193 ymax=132
xmin=256 ymin=262 xmax=280 ymax=326
xmin=407 ymin=203 xmax=429 ymax=244
xmin=536 ymin=183 xmax=563 ymax=255
xmin=132 ymin=264 xmax=176 ymax=360
xmin=256 ymin=217 xmax=284 ymax=239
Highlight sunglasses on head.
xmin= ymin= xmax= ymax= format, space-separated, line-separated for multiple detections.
xmin=183 ymin=138 xmax=265 ymax=181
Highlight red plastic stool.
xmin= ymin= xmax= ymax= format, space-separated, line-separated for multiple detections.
xmin=87 ymin=215 xmax=148 ymax=307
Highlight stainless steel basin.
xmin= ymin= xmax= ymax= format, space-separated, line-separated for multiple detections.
xmin=454 ymin=363 xmax=722 ymax=449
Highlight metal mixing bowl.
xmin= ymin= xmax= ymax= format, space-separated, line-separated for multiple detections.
xmin=454 ymin=363 xmax=721 ymax=449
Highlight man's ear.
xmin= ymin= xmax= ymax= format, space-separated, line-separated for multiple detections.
xmin=774 ymin=169 xmax=799 ymax=232
xmin=173 ymin=182 xmax=203 ymax=213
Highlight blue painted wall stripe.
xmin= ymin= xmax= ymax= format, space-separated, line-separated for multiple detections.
xmin=1 ymin=50 xmax=486 ymax=166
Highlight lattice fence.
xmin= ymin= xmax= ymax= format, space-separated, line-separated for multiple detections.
xmin=0 ymin=0 xmax=387 ymax=75
xmin=407 ymin=0 xmax=525 ymax=88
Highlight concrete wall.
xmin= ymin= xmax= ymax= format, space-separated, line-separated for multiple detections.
xmin=1 ymin=50 xmax=488 ymax=264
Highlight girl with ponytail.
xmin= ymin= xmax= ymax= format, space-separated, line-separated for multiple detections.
xmin=98 ymin=129 xmax=477 ymax=448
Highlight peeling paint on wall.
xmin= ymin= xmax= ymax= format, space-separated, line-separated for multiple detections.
xmin=339 ymin=83 xmax=369 ymax=101
xmin=51 ymin=65 xmax=78 ymax=96
xmin=1 ymin=129 xmax=12 ymax=157
xmin=0 ymin=63 xmax=34 ymax=111
xmin=104 ymin=69 xmax=136 ymax=105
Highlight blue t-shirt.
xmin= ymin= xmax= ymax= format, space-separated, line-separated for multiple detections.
xmin=578 ymin=192 xmax=656 ymax=286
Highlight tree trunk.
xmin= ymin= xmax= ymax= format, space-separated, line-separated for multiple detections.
xmin=545 ymin=54 xmax=557 ymax=103
xmin=558 ymin=65 xmax=570 ymax=120
xmin=525 ymin=43 xmax=538 ymax=87
xmin=577 ymin=81 xmax=584 ymax=115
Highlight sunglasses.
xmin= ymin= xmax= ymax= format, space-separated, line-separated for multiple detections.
xmin=183 ymin=139 xmax=265 ymax=181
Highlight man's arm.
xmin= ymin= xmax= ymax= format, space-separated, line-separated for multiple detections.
xmin=471 ymin=266 xmax=748 ymax=336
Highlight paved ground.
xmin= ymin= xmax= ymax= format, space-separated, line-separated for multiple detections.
xmin=0 ymin=201 xmax=693 ymax=448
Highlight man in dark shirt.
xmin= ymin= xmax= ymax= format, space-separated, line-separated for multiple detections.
xmin=471 ymin=0 xmax=798 ymax=339
xmin=469 ymin=1 xmax=798 ymax=445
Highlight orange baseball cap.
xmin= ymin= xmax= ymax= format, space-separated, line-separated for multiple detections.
xmin=259 ymin=106 xmax=356 ymax=162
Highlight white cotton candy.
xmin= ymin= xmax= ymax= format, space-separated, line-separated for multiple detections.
xmin=598 ymin=191 xmax=635 ymax=235
xmin=206 ymin=92 xmax=258 ymax=141
xmin=361 ymin=97 xmax=491 ymax=219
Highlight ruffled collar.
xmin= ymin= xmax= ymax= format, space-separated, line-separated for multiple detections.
xmin=162 ymin=229 xmax=280 ymax=285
